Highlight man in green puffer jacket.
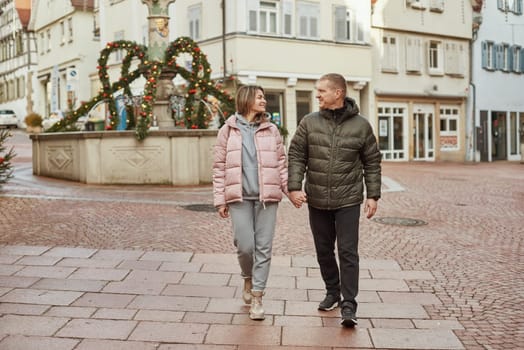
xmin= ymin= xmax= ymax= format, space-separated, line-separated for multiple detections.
xmin=288 ymin=73 xmax=382 ymax=328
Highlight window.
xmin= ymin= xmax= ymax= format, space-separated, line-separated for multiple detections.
xmin=39 ymin=33 xmax=45 ymax=55
xmin=502 ymin=43 xmax=511 ymax=71
xmin=498 ymin=0 xmax=523 ymax=13
xmin=406 ymin=37 xmax=422 ymax=73
xmin=513 ymin=0 xmax=523 ymax=14
xmin=188 ymin=5 xmax=202 ymax=40
xmin=282 ymin=0 xmax=293 ymax=36
xmin=297 ymin=1 xmax=319 ymax=39
xmin=142 ymin=25 xmax=148 ymax=46
xmin=67 ymin=18 xmax=73 ymax=43
xmin=439 ymin=106 xmax=459 ymax=151
xmin=381 ymin=36 xmax=398 ymax=72
xmin=260 ymin=1 xmax=278 ymax=34
xmin=46 ymin=29 xmax=51 ymax=52
xmin=444 ymin=42 xmax=465 ymax=76
xmin=427 ymin=40 xmax=443 ymax=75
xmin=247 ymin=0 xmax=279 ymax=35
xmin=114 ymin=30 xmax=124 ymax=62
xmin=482 ymin=41 xmax=495 ymax=70
xmin=334 ymin=6 xmax=351 ymax=42
xmin=60 ymin=21 xmax=65 ymax=45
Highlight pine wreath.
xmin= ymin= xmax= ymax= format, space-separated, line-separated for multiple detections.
xmin=47 ymin=37 xmax=235 ymax=141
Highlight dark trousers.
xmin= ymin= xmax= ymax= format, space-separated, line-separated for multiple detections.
xmin=308 ymin=204 xmax=360 ymax=311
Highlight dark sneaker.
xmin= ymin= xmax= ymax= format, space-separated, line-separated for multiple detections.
xmin=340 ymin=306 xmax=357 ymax=327
xmin=318 ymin=294 xmax=340 ymax=311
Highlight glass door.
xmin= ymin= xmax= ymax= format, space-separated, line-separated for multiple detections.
xmin=412 ymin=105 xmax=435 ymax=160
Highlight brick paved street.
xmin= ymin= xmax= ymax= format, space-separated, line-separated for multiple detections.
xmin=0 ymin=130 xmax=523 ymax=349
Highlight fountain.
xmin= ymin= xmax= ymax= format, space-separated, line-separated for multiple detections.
xmin=30 ymin=0 xmax=235 ymax=185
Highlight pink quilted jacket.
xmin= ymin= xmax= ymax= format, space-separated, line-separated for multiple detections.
xmin=213 ymin=115 xmax=288 ymax=207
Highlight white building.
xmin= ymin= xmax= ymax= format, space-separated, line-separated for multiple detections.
xmin=0 ymin=0 xmax=38 ymax=127
xmin=471 ymin=0 xmax=524 ymax=162
xmin=31 ymin=0 xmax=99 ymax=118
xmin=171 ymin=0 xmax=374 ymax=140
xmin=371 ymin=0 xmax=473 ymax=162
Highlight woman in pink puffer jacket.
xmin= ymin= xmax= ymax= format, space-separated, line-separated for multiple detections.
xmin=213 ymin=85 xmax=288 ymax=321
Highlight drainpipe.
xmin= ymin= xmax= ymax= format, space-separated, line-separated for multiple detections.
xmin=467 ymin=10 xmax=483 ymax=162
xmin=222 ymin=0 xmax=227 ymax=80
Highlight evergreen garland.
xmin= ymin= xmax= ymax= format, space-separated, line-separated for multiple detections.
xmin=47 ymin=37 xmax=235 ymax=141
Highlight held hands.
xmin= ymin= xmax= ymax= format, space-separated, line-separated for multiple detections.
xmin=217 ymin=205 xmax=229 ymax=218
xmin=289 ymin=191 xmax=307 ymax=208
xmin=364 ymin=198 xmax=378 ymax=219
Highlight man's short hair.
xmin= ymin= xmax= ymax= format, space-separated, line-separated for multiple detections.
xmin=319 ymin=73 xmax=347 ymax=97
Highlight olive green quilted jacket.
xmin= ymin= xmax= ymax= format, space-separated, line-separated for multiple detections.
xmin=288 ymin=98 xmax=382 ymax=210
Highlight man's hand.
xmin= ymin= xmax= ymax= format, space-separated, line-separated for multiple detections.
xmin=217 ymin=205 xmax=229 ymax=218
xmin=364 ymin=198 xmax=378 ymax=219
xmin=289 ymin=191 xmax=307 ymax=208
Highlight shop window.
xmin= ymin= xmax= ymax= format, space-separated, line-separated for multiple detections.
xmin=378 ymin=104 xmax=407 ymax=161
xmin=296 ymin=91 xmax=311 ymax=125
xmin=265 ymin=91 xmax=285 ymax=128
xmin=439 ymin=106 xmax=459 ymax=151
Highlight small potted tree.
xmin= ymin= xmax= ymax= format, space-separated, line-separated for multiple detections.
xmin=24 ymin=113 xmax=43 ymax=133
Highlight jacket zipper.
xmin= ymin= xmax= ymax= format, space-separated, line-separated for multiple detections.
xmin=253 ymin=123 xmax=266 ymax=209
xmin=327 ymin=118 xmax=337 ymax=207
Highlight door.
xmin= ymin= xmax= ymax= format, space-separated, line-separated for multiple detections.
xmin=412 ymin=104 xmax=435 ymax=160
xmin=378 ymin=103 xmax=407 ymax=161
xmin=491 ymin=111 xmax=506 ymax=160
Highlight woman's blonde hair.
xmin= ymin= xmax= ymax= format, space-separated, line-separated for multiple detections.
xmin=235 ymin=85 xmax=265 ymax=118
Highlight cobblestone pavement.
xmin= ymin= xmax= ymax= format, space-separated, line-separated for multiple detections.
xmin=0 ymin=130 xmax=523 ymax=349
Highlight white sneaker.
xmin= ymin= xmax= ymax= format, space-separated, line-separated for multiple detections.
xmin=249 ymin=290 xmax=265 ymax=320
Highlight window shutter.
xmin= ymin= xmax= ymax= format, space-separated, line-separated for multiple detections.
xmin=508 ymin=46 xmax=515 ymax=71
xmin=406 ymin=37 xmax=421 ymax=72
xmin=521 ymin=48 xmax=524 ymax=72
xmin=457 ymin=44 xmax=465 ymax=75
xmin=497 ymin=0 xmax=504 ymax=10
xmin=334 ymin=6 xmax=346 ymax=41
xmin=481 ymin=41 xmax=488 ymax=68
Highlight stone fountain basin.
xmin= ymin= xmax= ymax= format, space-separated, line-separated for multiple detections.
xmin=30 ymin=130 xmax=218 ymax=185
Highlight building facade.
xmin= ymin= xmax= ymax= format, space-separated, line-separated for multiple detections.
xmin=171 ymin=0 xmax=374 ymax=142
xmin=371 ymin=0 xmax=473 ymax=162
xmin=471 ymin=0 xmax=523 ymax=162
xmin=0 ymin=0 xmax=38 ymax=126
xmin=31 ymin=0 xmax=98 ymax=119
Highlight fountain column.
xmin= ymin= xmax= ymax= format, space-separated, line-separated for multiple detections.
xmin=142 ymin=0 xmax=177 ymax=129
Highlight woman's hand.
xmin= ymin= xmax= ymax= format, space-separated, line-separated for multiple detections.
xmin=218 ymin=205 xmax=229 ymax=218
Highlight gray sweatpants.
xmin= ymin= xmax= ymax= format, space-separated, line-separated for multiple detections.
xmin=229 ymin=200 xmax=278 ymax=291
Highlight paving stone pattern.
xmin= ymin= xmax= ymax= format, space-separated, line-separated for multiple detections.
xmin=0 ymin=130 xmax=523 ymax=349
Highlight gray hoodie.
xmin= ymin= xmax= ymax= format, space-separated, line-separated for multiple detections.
xmin=235 ymin=113 xmax=260 ymax=200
